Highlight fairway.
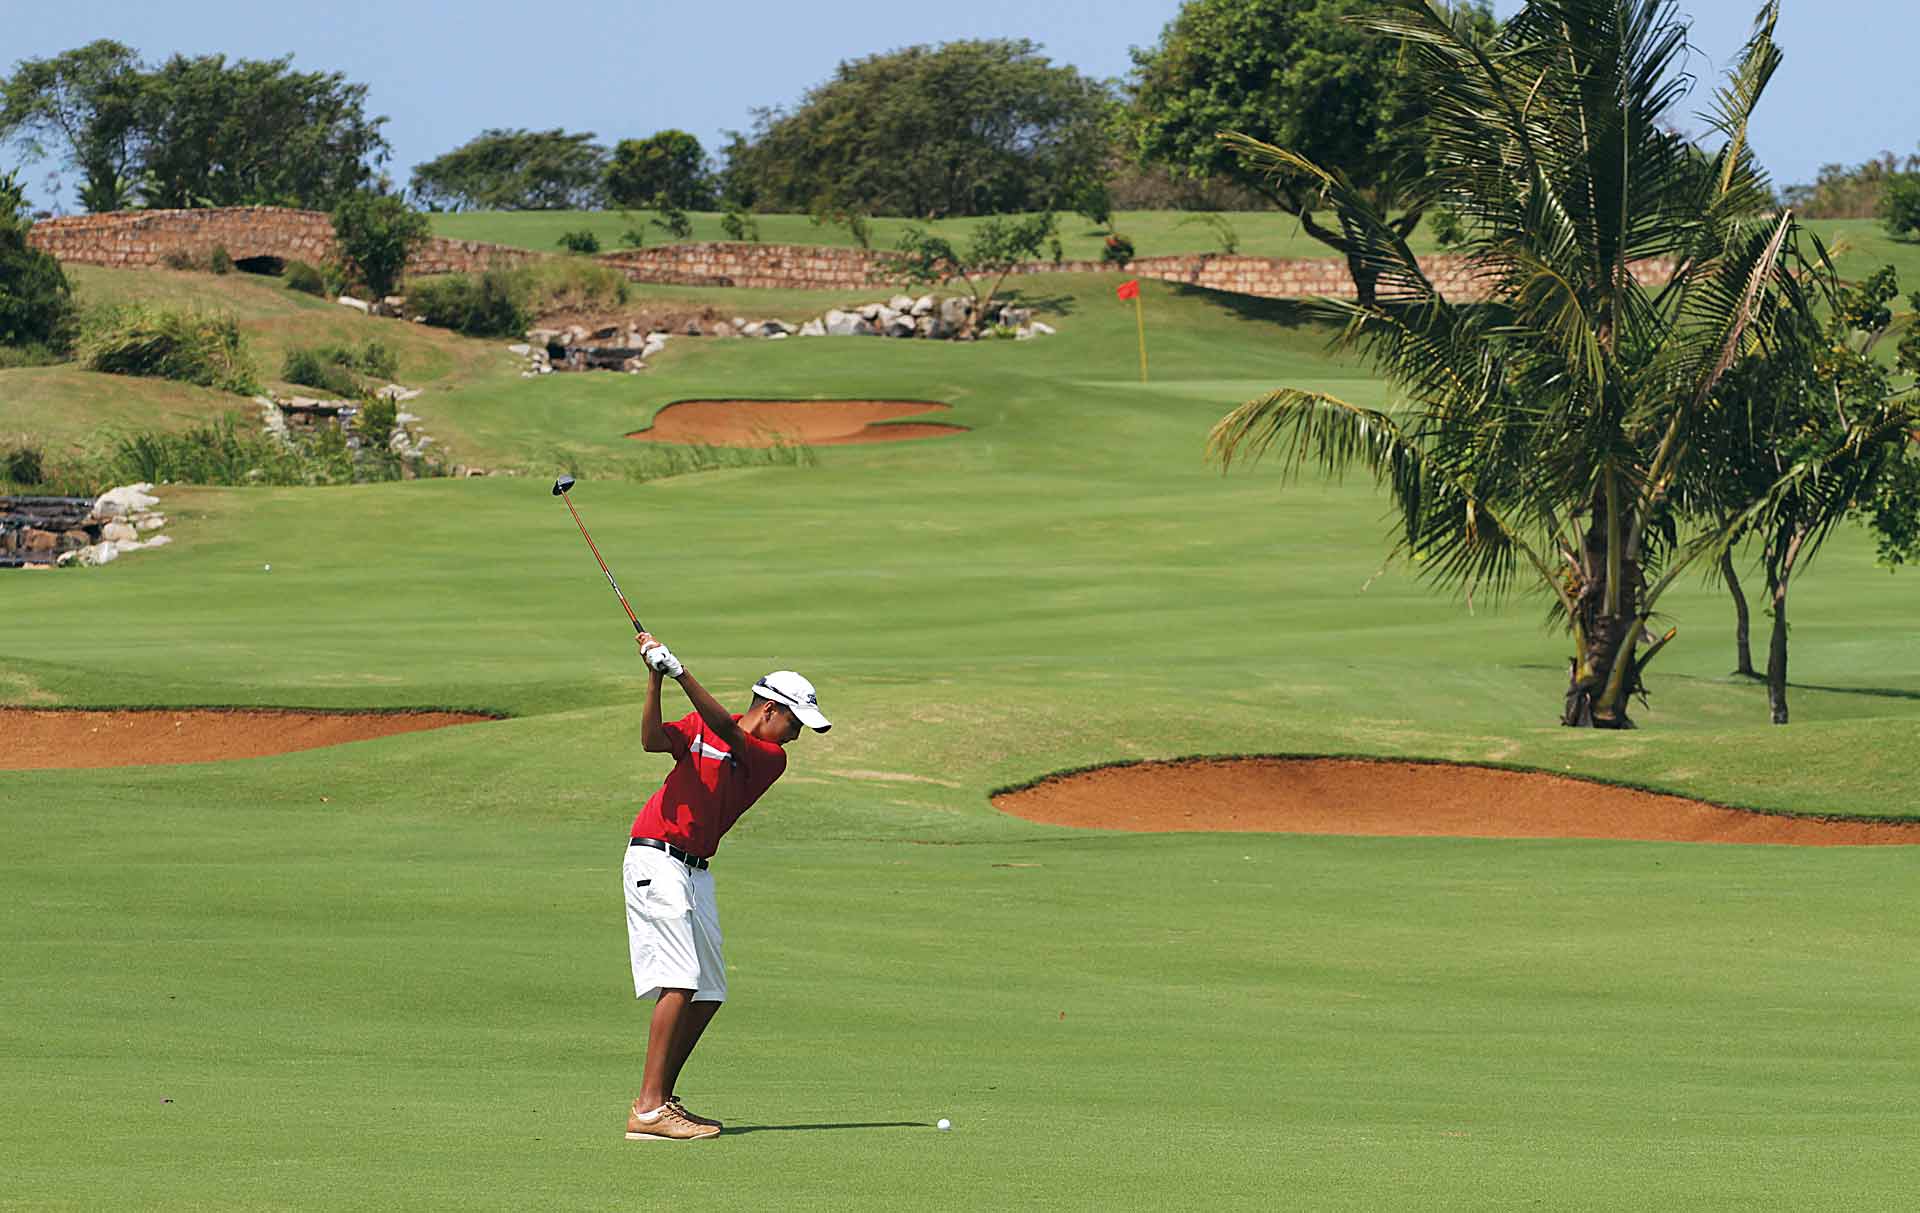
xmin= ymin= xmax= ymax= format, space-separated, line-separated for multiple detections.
xmin=6 ymin=273 xmax=1920 ymax=1209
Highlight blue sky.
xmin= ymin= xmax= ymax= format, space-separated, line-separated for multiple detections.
xmin=5 ymin=0 xmax=1914 ymax=211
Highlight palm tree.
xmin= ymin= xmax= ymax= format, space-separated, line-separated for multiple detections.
xmin=1209 ymin=0 xmax=1832 ymax=728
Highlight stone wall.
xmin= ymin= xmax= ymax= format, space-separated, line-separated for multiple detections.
xmin=26 ymin=206 xmax=1671 ymax=302
xmin=26 ymin=206 xmax=543 ymax=276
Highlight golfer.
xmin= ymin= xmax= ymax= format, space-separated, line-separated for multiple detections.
xmin=622 ymin=630 xmax=830 ymax=1141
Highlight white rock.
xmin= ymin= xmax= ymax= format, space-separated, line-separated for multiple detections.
xmin=1015 ymin=326 xmax=1035 ymax=341
xmin=537 ymin=364 xmax=553 ymax=374
xmin=144 ymin=535 xmax=171 ymax=548
xmin=767 ymin=331 xmax=789 ymax=340
xmin=888 ymin=295 xmax=916 ymax=313
xmin=337 ymin=294 xmax=370 ymax=313
xmin=824 ymin=309 xmax=861 ymax=337
xmin=101 ymin=521 xmax=139 ymax=544
xmin=859 ymin=304 xmax=883 ymax=321
xmin=874 ymin=306 xmax=899 ymax=329
xmin=508 ymin=343 xmax=531 ymax=356
xmin=885 ymin=316 xmax=917 ymax=338
xmin=799 ymin=319 xmax=826 ymax=337
xmin=95 ymin=484 xmax=159 ymax=516
xmin=912 ymin=295 xmax=935 ymax=316
xmin=134 ymin=513 xmax=165 ymax=530
xmin=1031 ymin=321 xmax=1056 ymax=336
xmin=82 ymin=542 xmax=120 ymax=566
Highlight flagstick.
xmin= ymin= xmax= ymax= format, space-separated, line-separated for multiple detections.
xmin=1133 ymin=291 xmax=1148 ymax=383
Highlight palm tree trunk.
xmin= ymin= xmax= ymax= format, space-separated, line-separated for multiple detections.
xmin=1562 ymin=507 xmax=1643 ymax=729
xmin=1765 ymin=525 xmax=1806 ymax=725
xmin=1720 ymin=547 xmax=1757 ymax=678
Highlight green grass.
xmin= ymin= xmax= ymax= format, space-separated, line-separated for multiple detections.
xmin=4 ymin=268 xmax=1920 ymax=1208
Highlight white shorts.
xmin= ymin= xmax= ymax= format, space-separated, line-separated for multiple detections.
xmin=624 ymin=843 xmax=726 ymax=1003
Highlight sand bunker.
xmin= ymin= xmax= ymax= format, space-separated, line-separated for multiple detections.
xmin=992 ymin=757 xmax=1920 ymax=846
xmin=1 ymin=708 xmax=497 ymax=770
xmin=627 ymin=399 xmax=964 ymax=446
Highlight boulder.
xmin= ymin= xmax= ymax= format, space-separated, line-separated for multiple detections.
xmin=508 ymin=343 xmax=531 ymax=356
xmin=888 ymin=294 xmax=916 ymax=313
xmin=912 ymin=295 xmax=936 ymax=316
xmin=799 ymin=318 xmax=826 ymax=337
xmin=57 ymin=528 xmax=90 ymax=551
xmin=873 ymin=306 xmax=899 ymax=330
xmin=1001 ymin=307 xmax=1032 ymax=328
xmin=96 ymin=483 xmax=160 ymax=515
xmin=824 ymin=309 xmax=862 ymax=337
xmin=710 ymin=321 xmax=735 ymax=338
xmin=1031 ymin=321 xmax=1056 ymax=336
xmin=101 ymin=521 xmax=139 ymax=544
xmin=885 ymin=315 xmax=917 ymax=338
xmin=858 ymin=303 xmax=883 ymax=321
xmin=337 ymin=294 xmax=370 ymax=313
xmin=526 ymin=328 xmax=561 ymax=346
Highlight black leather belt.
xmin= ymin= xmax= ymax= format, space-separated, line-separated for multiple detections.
xmin=630 ymin=836 xmax=710 ymax=870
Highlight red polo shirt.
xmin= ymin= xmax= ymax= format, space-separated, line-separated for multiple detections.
xmin=629 ymin=710 xmax=788 ymax=858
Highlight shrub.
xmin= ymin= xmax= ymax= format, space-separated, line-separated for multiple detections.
xmin=720 ymin=207 xmax=760 ymax=242
xmin=161 ymin=248 xmax=201 ymax=271
xmin=557 ymin=229 xmax=602 ymax=254
xmin=285 ymin=260 xmax=327 ymax=296
xmin=1101 ymin=233 xmax=1135 ymax=265
xmin=1883 ymin=174 xmax=1920 ymax=239
xmin=353 ymin=339 xmax=398 ymax=381
xmin=517 ymin=257 xmax=629 ymax=312
xmin=408 ymin=270 xmax=530 ymax=338
xmin=356 ymin=396 xmax=398 ymax=452
xmin=331 ymin=190 xmax=430 ymax=297
xmin=209 ymin=244 xmax=233 ymax=274
xmin=0 ymin=342 xmax=66 ymax=369
xmin=4 ymin=444 xmax=45 ymax=485
xmin=650 ymin=196 xmax=693 ymax=240
xmin=0 ymin=173 xmax=74 ymax=350
xmin=76 ymin=304 xmax=258 ymax=394
xmin=282 ymin=347 xmax=360 ymax=396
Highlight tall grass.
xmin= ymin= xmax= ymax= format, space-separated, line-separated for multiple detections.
xmin=85 ymin=413 xmax=441 ymax=487
xmin=74 ymin=304 xmax=259 ymax=394
xmin=409 ymin=258 xmax=631 ymax=337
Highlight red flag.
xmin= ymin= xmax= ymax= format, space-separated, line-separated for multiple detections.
xmin=1115 ymin=278 xmax=1140 ymax=300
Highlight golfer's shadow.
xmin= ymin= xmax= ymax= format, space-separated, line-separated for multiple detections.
xmin=723 ymin=1121 xmax=926 ymax=1135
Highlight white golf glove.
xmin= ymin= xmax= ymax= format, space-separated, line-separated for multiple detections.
xmin=642 ymin=643 xmax=683 ymax=678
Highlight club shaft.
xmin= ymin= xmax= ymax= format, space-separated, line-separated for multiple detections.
xmin=560 ymin=493 xmax=643 ymax=632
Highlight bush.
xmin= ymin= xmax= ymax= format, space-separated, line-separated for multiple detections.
xmin=1102 ymin=233 xmax=1135 ymax=265
xmin=619 ymin=227 xmax=646 ymax=249
xmin=720 ymin=207 xmax=760 ymax=242
xmin=4 ymin=444 xmax=45 ymax=486
xmin=352 ymin=339 xmax=398 ymax=381
xmin=285 ymin=260 xmax=327 ymax=296
xmin=356 ymin=396 xmax=398 ymax=452
xmin=0 ymin=342 xmax=67 ymax=369
xmin=557 ymin=229 xmax=602 ymax=254
xmin=650 ymin=196 xmax=693 ymax=240
xmin=517 ymin=258 xmax=629 ymax=312
xmin=282 ymin=348 xmax=360 ymax=396
xmin=161 ymin=248 xmax=202 ymax=271
xmin=1883 ymin=174 xmax=1920 ymax=239
xmin=209 ymin=244 xmax=233 ymax=274
xmin=331 ymin=191 xmax=430 ymax=297
xmin=75 ymin=304 xmax=259 ymax=394
xmin=91 ymin=412 xmax=440 ymax=487
xmin=1 ymin=173 xmax=74 ymax=350
xmin=408 ymin=270 xmax=530 ymax=338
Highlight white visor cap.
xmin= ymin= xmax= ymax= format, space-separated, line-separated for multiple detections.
xmin=753 ymin=670 xmax=831 ymax=732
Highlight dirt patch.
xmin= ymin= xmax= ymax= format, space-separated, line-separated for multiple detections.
xmin=991 ymin=757 xmax=1920 ymax=846
xmin=1 ymin=708 xmax=498 ymax=770
xmin=627 ymin=399 xmax=964 ymax=447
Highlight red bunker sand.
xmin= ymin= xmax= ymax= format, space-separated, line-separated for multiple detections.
xmin=1 ymin=708 xmax=497 ymax=770
xmin=992 ymin=757 xmax=1920 ymax=846
xmin=627 ymin=399 xmax=964 ymax=446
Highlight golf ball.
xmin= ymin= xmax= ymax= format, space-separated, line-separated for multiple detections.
xmin=936 ymin=1118 xmax=952 ymax=1132
xmin=263 ymin=564 xmax=272 ymax=571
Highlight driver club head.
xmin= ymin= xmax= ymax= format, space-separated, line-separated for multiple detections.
xmin=552 ymin=475 xmax=576 ymax=496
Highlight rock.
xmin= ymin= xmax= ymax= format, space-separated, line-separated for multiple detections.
xmin=526 ymin=328 xmax=561 ymax=346
xmin=858 ymin=304 xmax=883 ymax=322
xmin=1001 ymin=307 xmax=1032 ymax=328
xmin=95 ymin=483 xmax=160 ymax=515
xmin=1015 ymin=326 xmax=1035 ymax=341
xmin=537 ymin=364 xmax=553 ymax=374
xmin=939 ymin=297 xmax=972 ymax=328
xmin=143 ymin=535 xmax=172 ymax=548
xmin=824 ymin=309 xmax=862 ymax=337
xmin=913 ymin=294 xmax=936 ymax=316
xmin=133 ymin=513 xmax=165 ymax=530
xmin=732 ymin=317 xmax=749 ymax=330
xmin=621 ymin=356 xmax=647 ymax=372
xmin=80 ymin=542 xmax=120 ymax=566
xmin=642 ymin=335 xmax=669 ymax=358
xmin=564 ymin=325 xmax=589 ymax=346
xmin=1031 ymin=321 xmax=1056 ymax=336
xmin=376 ymin=384 xmax=423 ymax=402
xmin=337 ymin=294 xmax=370 ymax=313
xmin=710 ymin=321 xmax=735 ymax=338
xmin=874 ymin=306 xmax=899 ymax=330
xmin=508 ymin=343 xmax=531 ymax=356
xmin=885 ymin=315 xmax=917 ymax=338
xmin=102 ymin=521 xmax=139 ymax=544
xmin=888 ymin=295 xmax=916 ymax=313
xmin=799 ymin=318 xmax=826 ymax=337
xmin=22 ymin=528 xmax=57 ymax=553
xmin=767 ymin=331 xmax=789 ymax=340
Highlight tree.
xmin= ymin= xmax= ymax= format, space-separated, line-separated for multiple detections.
xmin=1129 ymin=0 xmax=1496 ymax=305
xmin=331 ymin=191 xmax=429 ymax=298
xmin=1882 ymin=172 xmax=1920 ymax=238
xmin=730 ymin=40 xmax=1115 ymax=218
xmin=885 ymin=213 xmax=1057 ymax=336
xmin=1208 ymin=0 xmax=1834 ymax=729
xmin=0 ymin=40 xmax=146 ymax=213
xmin=408 ymin=129 xmax=606 ymax=212
xmin=136 ymin=53 xmax=388 ymax=209
xmin=0 ymin=170 xmax=72 ymax=348
xmin=1690 ymin=264 xmax=1920 ymax=722
xmin=606 ymin=130 xmax=714 ymax=210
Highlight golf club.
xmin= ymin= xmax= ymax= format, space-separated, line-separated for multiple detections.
xmin=552 ymin=475 xmax=644 ymax=633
